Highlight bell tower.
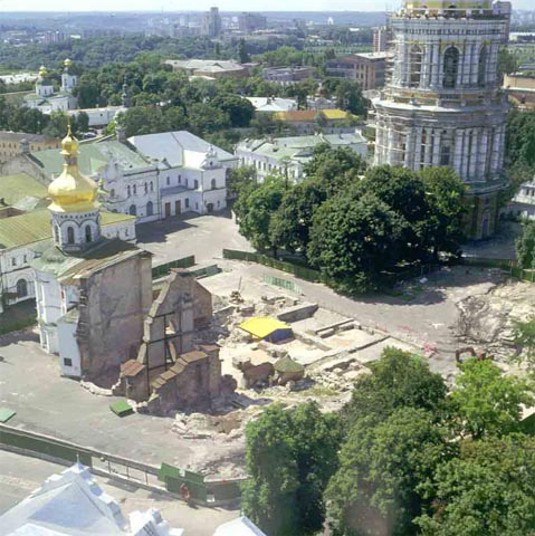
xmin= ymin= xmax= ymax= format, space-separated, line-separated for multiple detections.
xmin=372 ymin=0 xmax=510 ymax=239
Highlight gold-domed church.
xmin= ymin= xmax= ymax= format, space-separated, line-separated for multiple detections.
xmin=24 ymin=59 xmax=78 ymax=113
xmin=30 ymin=127 xmax=153 ymax=384
xmin=47 ymin=126 xmax=102 ymax=252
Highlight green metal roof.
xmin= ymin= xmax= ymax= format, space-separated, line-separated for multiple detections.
xmin=0 ymin=173 xmax=48 ymax=207
xmin=30 ymin=237 xmax=143 ymax=281
xmin=0 ymin=407 xmax=16 ymax=423
xmin=0 ymin=209 xmax=135 ymax=250
xmin=32 ymin=140 xmax=151 ymax=178
xmin=244 ymin=133 xmax=367 ymax=163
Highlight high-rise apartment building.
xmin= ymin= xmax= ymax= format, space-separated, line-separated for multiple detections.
xmin=201 ymin=7 xmax=222 ymax=37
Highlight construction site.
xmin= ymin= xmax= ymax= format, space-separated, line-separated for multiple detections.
xmin=2 ymin=250 xmax=533 ymax=482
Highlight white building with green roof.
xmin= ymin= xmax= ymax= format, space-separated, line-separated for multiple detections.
xmin=2 ymin=139 xmax=161 ymax=223
xmin=235 ymin=132 xmax=368 ymax=181
xmin=0 ymin=209 xmax=135 ymax=313
xmin=24 ymin=62 xmax=78 ymax=114
xmin=2 ymin=130 xmax=237 ymax=222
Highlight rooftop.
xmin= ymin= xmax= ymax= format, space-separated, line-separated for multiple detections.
xmin=0 ymin=209 xmax=135 ymax=250
xmin=246 ymin=96 xmax=297 ymax=112
xmin=0 ymin=173 xmax=48 ymax=208
xmin=273 ymin=109 xmax=351 ymax=122
xmin=128 ymin=130 xmax=236 ymax=169
xmin=31 ymin=237 xmax=145 ymax=281
xmin=239 ymin=316 xmax=290 ymax=339
xmin=165 ymin=59 xmax=245 ymax=72
xmin=0 ymin=131 xmax=59 ymax=143
xmin=30 ymin=140 xmax=153 ymax=178
xmin=237 ymin=132 xmax=367 ymax=161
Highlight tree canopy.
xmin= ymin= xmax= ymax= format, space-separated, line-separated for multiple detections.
xmin=451 ymin=358 xmax=534 ymax=439
xmin=242 ymin=402 xmax=341 ymax=536
xmin=243 ymin=347 xmax=535 ymax=536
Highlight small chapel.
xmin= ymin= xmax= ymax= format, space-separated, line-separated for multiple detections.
xmin=31 ymin=125 xmax=153 ymax=385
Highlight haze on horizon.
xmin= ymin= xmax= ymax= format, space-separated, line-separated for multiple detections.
xmin=0 ymin=0 xmax=531 ymax=13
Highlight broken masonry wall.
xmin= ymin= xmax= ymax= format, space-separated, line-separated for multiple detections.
xmin=77 ymin=252 xmax=153 ymax=387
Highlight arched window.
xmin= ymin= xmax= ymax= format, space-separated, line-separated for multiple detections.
xmin=133 ymin=184 xmax=137 ymax=195
xmin=211 ymin=179 xmax=217 ymax=190
xmin=85 ymin=225 xmax=92 ymax=243
xmin=194 ymin=179 xmax=199 ymax=189
xmin=67 ymin=226 xmax=75 ymax=244
xmin=129 ymin=204 xmax=137 ymax=216
xmin=409 ymin=45 xmax=423 ymax=88
xmin=144 ymin=182 xmax=148 ymax=194
xmin=443 ymin=47 xmax=460 ymax=89
xmin=127 ymin=185 xmax=131 ymax=196
xmin=147 ymin=201 xmax=153 ymax=216
xmin=477 ymin=45 xmax=487 ymax=87
xmin=150 ymin=182 xmax=154 ymax=192
xmin=16 ymin=279 xmax=28 ymax=298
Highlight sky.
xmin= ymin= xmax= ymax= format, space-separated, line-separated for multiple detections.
xmin=0 ymin=0 xmax=531 ymax=12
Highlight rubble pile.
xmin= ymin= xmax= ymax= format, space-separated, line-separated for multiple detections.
xmin=456 ymin=280 xmax=535 ymax=360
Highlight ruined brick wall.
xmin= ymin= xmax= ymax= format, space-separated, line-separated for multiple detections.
xmin=77 ymin=251 xmax=153 ymax=387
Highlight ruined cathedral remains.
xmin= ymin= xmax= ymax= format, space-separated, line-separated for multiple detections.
xmin=373 ymin=0 xmax=511 ymax=239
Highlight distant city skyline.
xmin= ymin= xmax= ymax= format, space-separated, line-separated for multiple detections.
xmin=0 ymin=1 xmax=532 ymax=13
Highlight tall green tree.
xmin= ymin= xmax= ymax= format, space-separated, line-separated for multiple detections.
xmin=516 ymin=221 xmax=535 ymax=269
xmin=344 ymin=347 xmax=448 ymax=425
xmin=513 ymin=316 xmax=535 ymax=374
xmin=450 ymin=358 xmax=534 ymax=439
xmin=227 ymin=165 xmax=257 ymax=200
xmin=210 ymin=94 xmax=254 ymax=128
xmin=238 ymin=38 xmax=250 ymax=64
xmin=416 ymin=434 xmax=535 ymax=536
xmin=242 ymin=404 xmax=299 ymax=536
xmin=303 ymin=144 xmax=366 ymax=197
xmin=419 ymin=167 xmax=466 ymax=257
xmin=242 ymin=402 xmax=341 ymax=536
xmin=307 ymin=190 xmax=405 ymax=292
xmin=326 ymin=408 xmax=451 ymax=536
xmin=236 ymin=176 xmax=286 ymax=253
xmin=269 ymin=179 xmax=327 ymax=255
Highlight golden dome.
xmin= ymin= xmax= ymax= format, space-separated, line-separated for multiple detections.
xmin=38 ymin=66 xmax=48 ymax=77
xmin=64 ymin=58 xmax=72 ymax=67
xmin=61 ymin=124 xmax=79 ymax=156
xmin=48 ymin=126 xmax=99 ymax=213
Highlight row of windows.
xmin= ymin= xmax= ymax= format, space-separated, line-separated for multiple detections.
xmin=125 ymin=181 xmax=154 ymax=197
xmin=11 ymin=254 xmax=28 ymax=267
xmin=122 ymin=178 xmax=219 ymax=197
xmin=53 ymin=224 xmax=95 ymax=245
xmin=402 ymin=27 xmax=501 ymax=36
xmin=408 ymin=44 xmax=487 ymax=89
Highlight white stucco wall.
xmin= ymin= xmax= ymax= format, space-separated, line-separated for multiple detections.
xmin=57 ymin=318 xmax=81 ymax=377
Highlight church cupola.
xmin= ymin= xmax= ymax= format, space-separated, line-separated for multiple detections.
xmin=61 ymin=58 xmax=77 ymax=94
xmin=48 ymin=125 xmax=101 ymax=253
xmin=36 ymin=66 xmax=54 ymax=98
